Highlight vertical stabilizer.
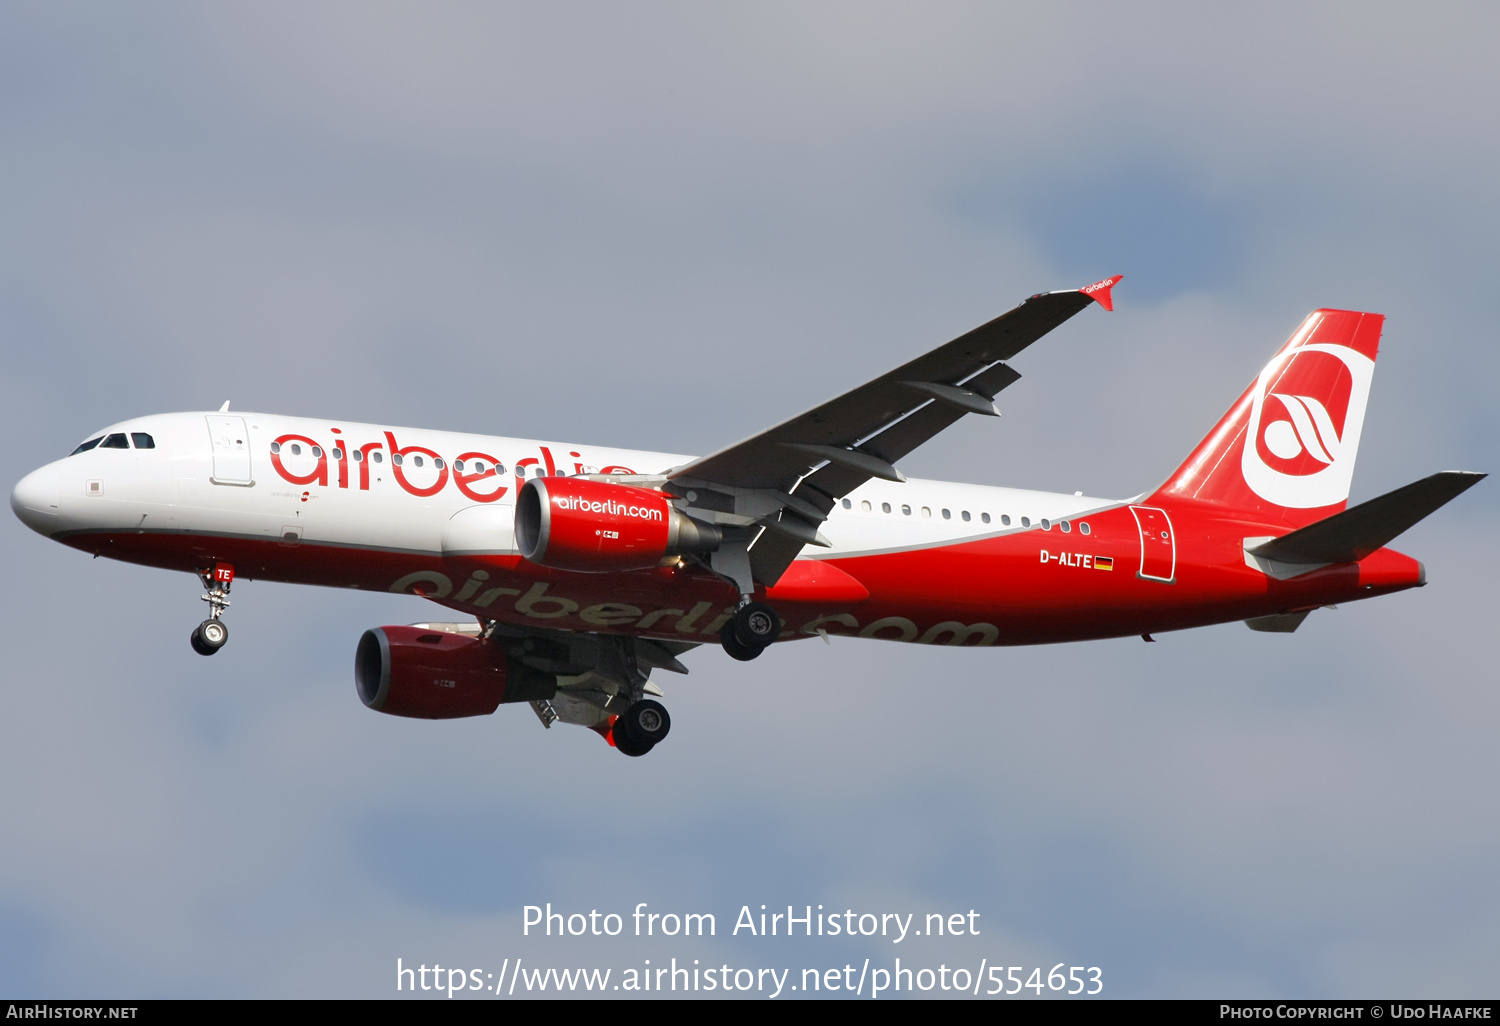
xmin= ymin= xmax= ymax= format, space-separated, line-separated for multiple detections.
xmin=1150 ymin=309 xmax=1384 ymax=528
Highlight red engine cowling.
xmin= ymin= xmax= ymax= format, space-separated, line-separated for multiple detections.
xmin=355 ymin=626 xmax=506 ymax=718
xmin=515 ymin=477 xmax=719 ymax=572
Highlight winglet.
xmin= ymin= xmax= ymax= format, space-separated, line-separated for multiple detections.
xmin=1080 ymin=275 xmax=1123 ymax=311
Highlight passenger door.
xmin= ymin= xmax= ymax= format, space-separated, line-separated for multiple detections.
xmin=1129 ymin=505 xmax=1176 ymax=583
xmin=205 ymin=416 xmax=253 ymax=485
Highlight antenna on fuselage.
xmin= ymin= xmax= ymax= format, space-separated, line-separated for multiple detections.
xmin=219 ymin=401 xmax=231 ymax=412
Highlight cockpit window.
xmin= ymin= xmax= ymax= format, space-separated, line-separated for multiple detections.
xmin=69 ymin=436 xmax=104 ymax=456
xmin=131 ymin=432 xmax=155 ymax=449
xmin=99 ymin=433 xmax=130 ymax=449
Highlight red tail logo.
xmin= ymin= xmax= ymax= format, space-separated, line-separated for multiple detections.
xmin=1154 ymin=309 xmax=1383 ymax=525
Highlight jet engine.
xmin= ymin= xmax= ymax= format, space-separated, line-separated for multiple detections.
xmin=355 ymin=625 xmax=510 ymax=718
xmin=515 ymin=477 xmax=720 ymax=572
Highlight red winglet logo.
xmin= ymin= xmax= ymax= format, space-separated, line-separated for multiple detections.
xmin=1080 ymin=274 xmax=1123 ymax=311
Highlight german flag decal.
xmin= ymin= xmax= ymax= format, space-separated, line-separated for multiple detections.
xmin=1094 ymin=556 xmax=1114 ymax=571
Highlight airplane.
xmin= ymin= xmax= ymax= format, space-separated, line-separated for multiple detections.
xmin=10 ymin=277 xmax=1485 ymax=756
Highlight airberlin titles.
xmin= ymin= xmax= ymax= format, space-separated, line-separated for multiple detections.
xmin=554 ymin=493 xmax=664 ymax=521
xmin=386 ymin=568 xmax=1009 ymax=649
xmin=267 ymin=430 xmax=637 ymax=503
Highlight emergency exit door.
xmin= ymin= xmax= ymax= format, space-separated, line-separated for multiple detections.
xmin=206 ymin=415 xmax=253 ymax=485
xmin=1129 ymin=505 xmax=1176 ymax=583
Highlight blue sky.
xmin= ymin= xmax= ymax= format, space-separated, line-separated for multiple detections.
xmin=2 ymin=2 xmax=1496 ymax=998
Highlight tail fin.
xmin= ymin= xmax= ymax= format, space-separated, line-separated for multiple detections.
xmin=1151 ymin=309 xmax=1384 ymax=528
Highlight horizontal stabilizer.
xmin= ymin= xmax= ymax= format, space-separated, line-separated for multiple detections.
xmin=1247 ymin=471 xmax=1485 ymax=565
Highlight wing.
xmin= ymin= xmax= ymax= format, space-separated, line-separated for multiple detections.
xmin=665 ymin=277 xmax=1121 ymax=589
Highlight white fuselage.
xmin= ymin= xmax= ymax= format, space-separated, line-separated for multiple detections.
xmin=12 ymin=410 xmax=1115 ymax=565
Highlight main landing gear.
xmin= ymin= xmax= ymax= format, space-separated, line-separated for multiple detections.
xmin=720 ymin=601 xmax=782 ymax=662
xmin=613 ymin=698 xmax=672 ymax=758
xmin=191 ymin=563 xmax=235 ymax=656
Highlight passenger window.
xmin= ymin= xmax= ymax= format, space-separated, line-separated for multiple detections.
xmin=961 ymin=510 xmax=971 ymax=522
xmin=1042 ymin=519 xmax=1052 ymax=530
xmin=290 ymin=444 xmax=303 ymax=456
xmin=901 ymin=504 xmax=911 ymax=516
xmin=516 ymin=466 xmax=526 ymax=478
xmin=70 ymin=436 xmax=104 ymax=456
xmin=1080 ymin=522 xmax=1091 ymax=535
xmin=921 ymin=506 xmax=931 ymax=518
xmin=942 ymin=508 xmax=951 ymax=519
xmin=493 ymin=463 xmax=505 ymax=475
xmin=353 ymin=449 xmax=364 ymax=462
xmin=1021 ymin=517 xmax=1031 ymax=527
xmin=332 ymin=447 xmax=343 ymax=460
xmin=393 ymin=454 xmax=403 ymax=465
xmin=454 ymin=459 xmax=466 ymax=472
xmin=434 ymin=458 xmax=444 ymax=470
xmin=412 ymin=455 xmax=423 ymax=468
xmin=1001 ymin=514 xmax=1011 ymax=526
xmin=100 ymin=433 xmax=129 ymax=449
xmin=372 ymin=451 xmax=383 ymax=463
xmin=311 ymin=446 xmax=323 ymax=458
xmin=981 ymin=513 xmax=991 ymax=524
xmin=881 ymin=502 xmax=891 ymax=514
xmin=270 ymin=441 xmax=281 ymax=454
xmin=841 ymin=498 xmax=852 ymax=509
xmin=1060 ymin=520 xmax=1071 ymax=533
xmin=130 ymin=433 xmax=155 ymax=449
xmin=861 ymin=500 xmax=872 ymax=512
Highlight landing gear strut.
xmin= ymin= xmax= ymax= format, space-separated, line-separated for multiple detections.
xmin=720 ymin=601 xmax=781 ymax=661
xmin=192 ymin=562 xmax=235 ymax=656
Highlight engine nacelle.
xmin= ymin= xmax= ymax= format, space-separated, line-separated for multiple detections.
xmin=515 ymin=477 xmax=720 ymax=572
xmin=355 ymin=625 xmax=507 ymax=718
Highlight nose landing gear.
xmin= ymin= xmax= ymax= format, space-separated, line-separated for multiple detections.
xmin=191 ymin=562 xmax=235 ymax=656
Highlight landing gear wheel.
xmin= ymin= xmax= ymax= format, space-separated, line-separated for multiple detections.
xmin=191 ymin=619 xmax=228 ymax=656
xmin=621 ymin=699 xmax=671 ymax=748
xmin=720 ymin=621 xmax=762 ymax=662
xmin=613 ymin=725 xmax=654 ymax=757
xmin=732 ymin=602 xmax=781 ymax=649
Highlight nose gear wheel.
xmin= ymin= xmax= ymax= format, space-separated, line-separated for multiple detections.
xmin=191 ymin=619 xmax=228 ymax=655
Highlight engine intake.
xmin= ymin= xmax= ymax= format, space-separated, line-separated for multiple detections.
xmin=515 ymin=477 xmax=720 ymax=572
xmin=355 ymin=625 xmax=508 ymax=718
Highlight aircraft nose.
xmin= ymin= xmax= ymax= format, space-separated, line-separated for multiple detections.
xmin=11 ymin=464 xmax=63 ymax=536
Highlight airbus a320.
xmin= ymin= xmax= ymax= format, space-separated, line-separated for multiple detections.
xmin=11 ymin=277 xmax=1483 ymax=756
